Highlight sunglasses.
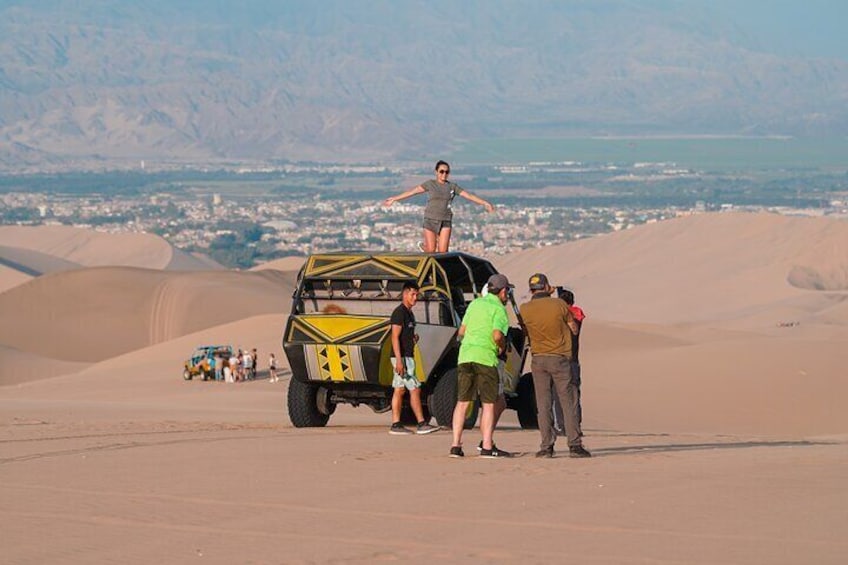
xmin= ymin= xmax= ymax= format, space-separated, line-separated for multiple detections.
xmin=437 ymin=169 xmax=450 ymax=174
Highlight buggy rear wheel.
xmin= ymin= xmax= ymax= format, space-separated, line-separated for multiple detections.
xmin=287 ymin=378 xmax=331 ymax=427
xmin=428 ymin=368 xmax=478 ymax=429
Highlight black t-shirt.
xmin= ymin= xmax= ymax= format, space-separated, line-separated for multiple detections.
xmin=390 ymin=303 xmax=416 ymax=357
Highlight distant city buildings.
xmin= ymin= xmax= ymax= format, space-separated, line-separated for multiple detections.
xmin=2 ymin=160 xmax=845 ymax=267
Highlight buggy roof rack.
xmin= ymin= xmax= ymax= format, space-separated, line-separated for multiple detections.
xmin=298 ymin=251 xmax=497 ymax=292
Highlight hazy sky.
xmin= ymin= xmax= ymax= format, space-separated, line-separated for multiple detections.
xmin=707 ymin=0 xmax=848 ymax=60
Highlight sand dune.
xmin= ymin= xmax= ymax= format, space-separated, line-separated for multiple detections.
xmin=2 ymin=212 xmax=847 ymax=564
xmin=0 ymin=263 xmax=33 ymax=294
xmin=500 ymin=211 xmax=848 ymax=328
xmin=0 ymin=225 xmax=221 ymax=272
xmin=582 ymin=322 xmax=847 ymax=437
xmin=251 ymin=255 xmax=306 ymax=272
xmin=0 ymin=244 xmax=80 ymax=293
xmin=0 ymin=343 xmax=91 ymax=386
xmin=2 ymin=313 xmax=290 ymax=409
xmin=0 ymin=266 xmax=295 ymax=365
xmin=0 ymin=225 xmax=225 ymax=296
xmin=0 ymin=244 xmax=81 ymax=276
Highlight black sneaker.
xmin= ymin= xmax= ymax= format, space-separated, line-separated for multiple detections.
xmin=416 ymin=422 xmax=439 ymax=435
xmin=478 ymin=441 xmax=502 ymax=452
xmin=389 ymin=422 xmax=412 ymax=435
xmin=569 ymin=445 xmax=592 ymax=458
xmin=535 ymin=447 xmax=555 ymax=458
xmin=449 ymin=446 xmax=464 ymax=458
xmin=480 ymin=446 xmax=514 ymax=458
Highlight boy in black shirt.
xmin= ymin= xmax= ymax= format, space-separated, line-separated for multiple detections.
xmin=389 ymin=281 xmax=439 ymax=435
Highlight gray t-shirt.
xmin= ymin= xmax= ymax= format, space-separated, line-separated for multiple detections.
xmin=421 ymin=179 xmax=464 ymax=221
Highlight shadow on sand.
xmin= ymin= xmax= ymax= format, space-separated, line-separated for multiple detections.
xmin=592 ymin=438 xmax=835 ymax=457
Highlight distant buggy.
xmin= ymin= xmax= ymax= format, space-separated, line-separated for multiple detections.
xmin=282 ymin=252 xmax=538 ymax=428
xmin=183 ymin=345 xmax=233 ymax=381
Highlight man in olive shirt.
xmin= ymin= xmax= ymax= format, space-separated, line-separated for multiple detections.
xmin=519 ymin=273 xmax=591 ymax=458
xmin=449 ymin=273 xmax=514 ymax=458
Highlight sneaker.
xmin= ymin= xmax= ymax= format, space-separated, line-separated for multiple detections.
xmin=535 ymin=447 xmax=555 ymax=458
xmin=449 ymin=446 xmax=464 ymax=458
xmin=389 ymin=422 xmax=412 ymax=435
xmin=480 ymin=446 xmax=514 ymax=458
xmin=477 ymin=441 xmax=500 ymax=452
xmin=569 ymin=445 xmax=592 ymax=458
xmin=416 ymin=422 xmax=439 ymax=434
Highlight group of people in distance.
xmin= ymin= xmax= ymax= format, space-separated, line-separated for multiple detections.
xmin=211 ymin=348 xmax=278 ymax=384
xmin=383 ymin=161 xmax=589 ymax=459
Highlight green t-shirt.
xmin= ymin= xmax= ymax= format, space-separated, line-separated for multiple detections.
xmin=457 ymin=293 xmax=509 ymax=367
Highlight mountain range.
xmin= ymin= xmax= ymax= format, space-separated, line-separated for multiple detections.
xmin=2 ymin=0 xmax=847 ymax=171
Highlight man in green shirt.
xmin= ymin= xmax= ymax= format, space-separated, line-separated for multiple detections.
xmin=449 ymin=273 xmax=514 ymax=458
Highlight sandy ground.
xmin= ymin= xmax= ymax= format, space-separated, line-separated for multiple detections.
xmin=1 ymin=213 xmax=847 ymax=564
xmin=2 ymin=388 xmax=846 ymax=564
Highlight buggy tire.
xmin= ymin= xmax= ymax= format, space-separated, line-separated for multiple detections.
xmin=183 ymin=369 xmax=192 ymax=381
xmin=428 ymin=368 xmax=478 ymax=429
xmin=400 ymin=401 xmax=431 ymax=426
xmin=516 ymin=372 xmax=538 ymax=429
xmin=287 ymin=378 xmax=330 ymax=427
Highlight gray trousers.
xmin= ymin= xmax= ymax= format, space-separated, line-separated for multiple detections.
xmin=552 ymin=360 xmax=581 ymax=433
xmin=532 ymin=355 xmax=582 ymax=449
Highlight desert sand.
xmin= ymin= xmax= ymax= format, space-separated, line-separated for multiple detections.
xmin=1 ymin=212 xmax=846 ymax=564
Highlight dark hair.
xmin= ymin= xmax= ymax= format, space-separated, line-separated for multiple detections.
xmin=434 ymin=160 xmax=450 ymax=172
xmin=402 ymin=281 xmax=420 ymax=292
xmin=557 ymin=286 xmax=575 ymax=305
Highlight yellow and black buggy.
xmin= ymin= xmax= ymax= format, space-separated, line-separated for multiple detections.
xmin=282 ymin=252 xmax=538 ymax=429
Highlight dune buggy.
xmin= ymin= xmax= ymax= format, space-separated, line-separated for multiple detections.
xmin=183 ymin=345 xmax=233 ymax=381
xmin=282 ymin=252 xmax=538 ymax=428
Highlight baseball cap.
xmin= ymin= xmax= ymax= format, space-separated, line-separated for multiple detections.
xmin=528 ymin=273 xmax=549 ymax=290
xmin=486 ymin=273 xmax=513 ymax=291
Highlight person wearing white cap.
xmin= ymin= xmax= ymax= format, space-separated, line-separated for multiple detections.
xmin=449 ymin=273 xmax=515 ymax=458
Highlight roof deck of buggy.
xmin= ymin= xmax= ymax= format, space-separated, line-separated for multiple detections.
xmin=294 ymin=251 xmax=499 ymax=299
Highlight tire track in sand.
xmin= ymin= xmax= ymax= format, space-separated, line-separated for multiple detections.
xmin=148 ymin=276 xmax=181 ymax=345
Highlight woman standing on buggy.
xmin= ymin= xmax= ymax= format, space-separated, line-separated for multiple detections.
xmin=383 ymin=160 xmax=494 ymax=253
